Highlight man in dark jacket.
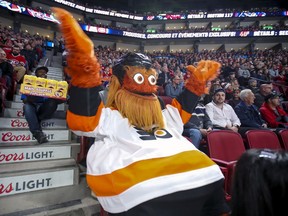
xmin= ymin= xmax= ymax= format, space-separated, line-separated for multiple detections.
xmin=21 ymin=66 xmax=63 ymax=144
xmin=234 ymin=89 xmax=267 ymax=135
xmin=183 ymin=101 xmax=213 ymax=148
xmin=254 ymin=83 xmax=273 ymax=108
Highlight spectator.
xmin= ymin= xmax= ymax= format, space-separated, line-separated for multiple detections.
xmin=254 ymin=83 xmax=273 ymax=108
xmin=237 ymin=63 xmax=251 ymax=87
xmin=21 ymin=66 xmax=63 ymax=144
xmin=156 ymin=64 xmax=171 ymax=87
xmin=224 ymin=71 xmax=236 ymax=83
xmin=53 ymin=37 xmax=59 ymax=56
xmin=223 ymin=82 xmax=233 ymax=100
xmin=203 ymin=82 xmax=221 ymax=105
xmin=259 ymin=92 xmax=288 ymax=128
xmin=183 ymin=101 xmax=213 ymax=149
xmin=0 ymin=47 xmax=13 ymax=89
xmin=205 ymin=88 xmax=241 ymax=132
xmin=268 ymin=64 xmax=279 ymax=79
xmin=234 ymin=89 xmax=267 ymax=134
xmin=231 ymin=148 xmax=288 ymax=216
xmin=164 ymin=74 xmax=183 ymax=98
xmin=4 ymin=45 xmax=26 ymax=83
xmin=20 ymin=43 xmax=37 ymax=73
xmin=246 ymin=78 xmax=258 ymax=93
xmin=228 ymin=88 xmax=241 ymax=109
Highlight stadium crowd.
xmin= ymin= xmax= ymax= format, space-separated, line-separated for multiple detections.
xmin=1 ymin=20 xmax=288 ymax=146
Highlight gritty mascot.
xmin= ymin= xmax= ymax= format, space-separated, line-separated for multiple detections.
xmin=53 ymin=8 xmax=230 ymax=216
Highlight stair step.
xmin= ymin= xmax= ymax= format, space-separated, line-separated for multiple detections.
xmin=0 ymin=176 xmax=100 ymax=215
xmin=0 ymin=129 xmax=70 ymax=144
xmin=0 ymin=117 xmax=67 ymax=129
xmin=0 ymin=143 xmax=80 ymax=164
xmin=4 ymin=101 xmax=66 ymax=111
xmin=0 ymin=166 xmax=79 ymax=197
xmin=2 ymin=108 xmax=66 ymax=119
xmin=0 ymin=157 xmax=77 ymax=174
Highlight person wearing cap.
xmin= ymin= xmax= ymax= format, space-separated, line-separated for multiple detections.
xmin=254 ymin=83 xmax=273 ymax=109
xmin=259 ymin=92 xmax=288 ymax=128
xmin=53 ymin=8 xmax=230 ymax=216
xmin=21 ymin=66 xmax=62 ymax=144
xmin=234 ymin=89 xmax=267 ymax=134
xmin=205 ymin=88 xmax=241 ymax=132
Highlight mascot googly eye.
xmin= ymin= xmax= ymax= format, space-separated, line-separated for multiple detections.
xmin=133 ymin=73 xmax=144 ymax=84
xmin=148 ymin=75 xmax=157 ymax=85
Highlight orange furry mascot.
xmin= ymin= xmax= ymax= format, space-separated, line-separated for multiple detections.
xmin=53 ymin=8 xmax=229 ymax=216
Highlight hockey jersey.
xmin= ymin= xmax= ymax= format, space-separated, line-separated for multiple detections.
xmin=69 ymin=92 xmax=223 ymax=213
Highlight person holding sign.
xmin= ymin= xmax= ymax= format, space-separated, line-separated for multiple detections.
xmin=21 ymin=66 xmax=62 ymax=144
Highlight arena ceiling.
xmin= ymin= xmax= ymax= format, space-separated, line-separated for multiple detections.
xmin=80 ymin=0 xmax=285 ymax=13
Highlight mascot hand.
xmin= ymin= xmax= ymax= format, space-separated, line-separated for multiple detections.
xmin=52 ymin=7 xmax=101 ymax=88
xmin=185 ymin=60 xmax=221 ymax=96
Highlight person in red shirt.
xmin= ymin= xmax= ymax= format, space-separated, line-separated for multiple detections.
xmin=259 ymin=92 xmax=288 ymax=128
xmin=4 ymin=45 xmax=26 ymax=83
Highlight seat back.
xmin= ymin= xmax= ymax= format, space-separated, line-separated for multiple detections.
xmin=159 ymin=96 xmax=173 ymax=105
xmin=245 ymin=130 xmax=282 ymax=150
xmin=207 ymin=130 xmax=246 ymax=162
xmin=277 ymin=129 xmax=288 ymax=150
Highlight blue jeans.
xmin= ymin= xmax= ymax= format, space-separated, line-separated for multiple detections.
xmin=183 ymin=128 xmax=202 ymax=149
xmin=23 ymin=99 xmax=59 ymax=134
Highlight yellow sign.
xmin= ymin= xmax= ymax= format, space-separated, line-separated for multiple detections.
xmin=20 ymin=75 xmax=68 ymax=100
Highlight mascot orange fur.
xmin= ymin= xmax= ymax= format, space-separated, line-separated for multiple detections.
xmin=53 ymin=8 xmax=229 ymax=216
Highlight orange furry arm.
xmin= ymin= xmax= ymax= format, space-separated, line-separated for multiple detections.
xmin=185 ymin=60 xmax=221 ymax=96
xmin=52 ymin=7 xmax=101 ymax=88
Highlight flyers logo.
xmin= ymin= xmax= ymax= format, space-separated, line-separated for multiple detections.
xmin=135 ymin=128 xmax=172 ymax=140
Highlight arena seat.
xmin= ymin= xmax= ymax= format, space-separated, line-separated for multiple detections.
xmin=245 ymin=130 xmax=282 ymax=150
xmin=207 ymin=130 xmax=246 ymax=201
xmin=159 ymin=96 xmax=173 ymax=105
xmin=277 ymin=129 xmax=288 ymax=150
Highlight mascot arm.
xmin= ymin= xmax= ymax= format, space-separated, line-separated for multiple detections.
xmin=171 ymin=60 xmax=221 ymax=124
xmin=53 ymin=8 xmax=104 ymax=134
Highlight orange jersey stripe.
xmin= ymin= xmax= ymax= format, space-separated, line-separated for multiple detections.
xmin=67 ymin=102 xmax=104 ymax=132
xmin=171 ymin=99 xmax=192 ymax=124
xmin=87 ymin=150 xmax=215 ymax=196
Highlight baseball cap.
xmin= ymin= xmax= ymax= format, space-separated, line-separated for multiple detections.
xmin=264 ymin=92 xmax=281 ymax=102
xmin=35 ymin=66 xmax=49 ymax=74
xmin=213 ymin=88 xmax=225 ymax=95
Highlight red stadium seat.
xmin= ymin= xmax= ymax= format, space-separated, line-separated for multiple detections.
xmin=277 ymin=129 xmax=288 ymax=150
xmin=207 ymin=130 xmax=246 ymax=201
xmin=245 ymin=130 xmax=282 ymax=150
xmin=159 ymin=96 xmax=173 ymax=105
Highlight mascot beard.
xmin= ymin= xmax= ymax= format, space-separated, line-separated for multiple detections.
xmin=106 ymin=66 xmax=165 ymax=133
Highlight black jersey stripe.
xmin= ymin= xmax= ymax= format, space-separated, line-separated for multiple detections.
xmin=68 ymin=85 xmax=103 ymax=116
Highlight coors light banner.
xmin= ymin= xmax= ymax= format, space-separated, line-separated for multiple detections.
xmin=0 ymin=130 xmax=70 ymax=144
xmin=0 ymin=146 xmax=71 ymax=164
xmin=0 ymin=118 xmax=67 ymax=129
xmin=0 ymin=170 xmax=74 ymax=197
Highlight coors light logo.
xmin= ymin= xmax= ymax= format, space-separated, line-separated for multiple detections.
xmin=0 ymin=178 xmax=52 ymax=196
xmin=2 ymin=132 xmax=31 ymax=142
xmin=0 ymin=170 xmax=74 ymax=197
xmin=17 ymin=110 xmax=24 ymax=117
xmin=1 ymin=132 xmax=55 ymax=142
xmin=0 ymin=151 xmax=54 ymax=163
xmin=10 ymin=119 xmax=55 ymax=128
